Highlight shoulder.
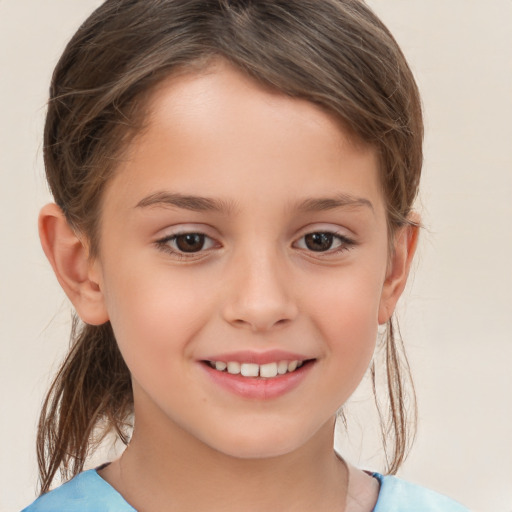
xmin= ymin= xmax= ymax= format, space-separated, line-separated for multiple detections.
xmin=372 ymin=473 xmax=470 ymax=512
xmin=21 ymin=469 xmax=136 ymax=512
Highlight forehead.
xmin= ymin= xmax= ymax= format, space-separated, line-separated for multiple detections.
xmin=106 ymin=61 xmax=385 ymax=220
xmin=144 ymin=61 xmax=366 ymax=150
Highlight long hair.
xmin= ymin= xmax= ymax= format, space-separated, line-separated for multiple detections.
xmin=38 ymin=0 xmax=423 ymax=493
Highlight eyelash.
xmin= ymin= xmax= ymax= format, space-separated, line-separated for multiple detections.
xmin=155 ymin=231 xmax=356 ymax=259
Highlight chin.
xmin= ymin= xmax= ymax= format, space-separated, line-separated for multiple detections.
xmin=199 ymin=420 xmax=323 ymax=460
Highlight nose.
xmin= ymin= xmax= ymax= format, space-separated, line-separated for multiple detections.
xmin=221 ymin=248 xmax=299 ymax=332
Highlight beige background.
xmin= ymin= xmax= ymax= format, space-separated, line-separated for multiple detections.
xmin=1 ymin=1 xmax=511 ymax=511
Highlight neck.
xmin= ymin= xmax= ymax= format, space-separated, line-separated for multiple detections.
xmin=101 ymin=406 xmax=348 ymax=512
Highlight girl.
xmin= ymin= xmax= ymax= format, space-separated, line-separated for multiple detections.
xmin=23 ymin=0 xmax=469 ymax=510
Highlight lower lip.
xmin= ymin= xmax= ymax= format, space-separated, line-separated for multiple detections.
xmin=201 ymin=362 xmax=313 ymax=400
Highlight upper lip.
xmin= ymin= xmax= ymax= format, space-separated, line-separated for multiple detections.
xmin=201 ymin=350 xmax=313 ymax=365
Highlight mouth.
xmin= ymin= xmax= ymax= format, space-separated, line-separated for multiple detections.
xmin=203 ymin=359 xmax=314 ymax=379
xmin=200 ymin=354 xmax=315 ymax=399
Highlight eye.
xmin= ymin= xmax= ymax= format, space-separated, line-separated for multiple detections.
xmin=156 ymin=232 xmax=218 ymax=255
xmin=173 ymin=233 xmax=207 ymax=253
xmin=294 ymin=231 xmax=355 ymax=253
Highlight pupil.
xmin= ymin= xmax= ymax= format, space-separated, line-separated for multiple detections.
xmin=305 ymin=233 xmax=333 ymax=252
xmin=176 ymin=234 xmax=205 ymax=252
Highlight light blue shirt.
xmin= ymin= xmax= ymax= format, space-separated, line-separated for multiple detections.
xmin=22 ymin=469 xmax=469 ymax=511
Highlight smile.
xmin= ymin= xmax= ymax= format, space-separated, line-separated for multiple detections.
xmin=207 ymin=360 xmax=305 ymax=378
xmin=201 ymin=354 xmax=314 ymax=399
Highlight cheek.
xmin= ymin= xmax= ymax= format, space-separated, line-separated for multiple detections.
xmin=302 ymin=264 xmax=384 ymax=373
xmin=100 ymin=258 xmax=216 ymax=373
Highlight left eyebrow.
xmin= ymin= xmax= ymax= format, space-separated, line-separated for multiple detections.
xmin=296 ymin=193 xmax=374 ymax=213
xmin=135 ymin=192 xmax=236 ymax=214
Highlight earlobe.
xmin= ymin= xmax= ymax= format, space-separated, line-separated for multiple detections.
xmin=38 ymin=203 xmax=109 ymax=325
xmin=378 ymin=216 xmax=420 ymax=325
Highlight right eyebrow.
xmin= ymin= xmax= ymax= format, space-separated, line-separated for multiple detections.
xmin=135 ymin=191 xmax=236 ymax=214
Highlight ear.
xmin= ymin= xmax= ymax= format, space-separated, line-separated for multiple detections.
xmin=38 ymin=203 xmax=109 ymax=325
xmin=378 ymin=215 xmax=420 ymax=325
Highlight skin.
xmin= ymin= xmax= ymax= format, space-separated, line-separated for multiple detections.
xmin=40 ymin=61 xmax=418 ymax=512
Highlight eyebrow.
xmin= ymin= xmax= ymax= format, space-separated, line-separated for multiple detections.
xmin=135 ymin=191 xmax=373 ymax=214
xmin=296 ymin=194 xmax=374 ymax=213
xmin=136 ymin=192 xmax=235 ymax=213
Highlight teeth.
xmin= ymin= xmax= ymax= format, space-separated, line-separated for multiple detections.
xmin=277 ymin=360 xmax=288 ymax=375
xmin=260 ymin=362 xmax=278 ymax=378
xmin=241 ymin=363 xmax=259 ymax=377
xmin=227 ymin=361 xmax=241 ymax=374
xmin=209 ymin=359 xmax=305 ymax=378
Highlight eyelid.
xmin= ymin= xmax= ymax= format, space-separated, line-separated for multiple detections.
xmin=153 ymin=223 xmax=219 ymax=243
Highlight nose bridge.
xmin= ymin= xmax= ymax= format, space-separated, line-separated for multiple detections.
xmin=222 ymin=241 xmax=298 ymax=332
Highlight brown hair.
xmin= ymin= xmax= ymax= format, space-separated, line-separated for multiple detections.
xmin=38 ymin=0 xmax=423 ymax=493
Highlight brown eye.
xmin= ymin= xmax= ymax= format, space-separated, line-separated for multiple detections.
xmin=174 ymin=233 xmax=206 ymax=252
xmin=304 ymin=233 xmax=335 ymax=252
xmin=156 ymin=231 xmax=218 ymax=258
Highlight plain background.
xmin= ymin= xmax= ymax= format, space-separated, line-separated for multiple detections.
xmin=1 ymin=1 xmax=511 ymax=511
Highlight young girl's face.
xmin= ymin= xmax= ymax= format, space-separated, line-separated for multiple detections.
xmin=88 ymin=61 xmax=407 ymax=459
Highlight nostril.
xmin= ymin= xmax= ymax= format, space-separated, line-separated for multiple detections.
xmin=229 ymin=316 xmax=291 ymax=331
xmin=221 ymin=287 xmax=299 ymax=331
